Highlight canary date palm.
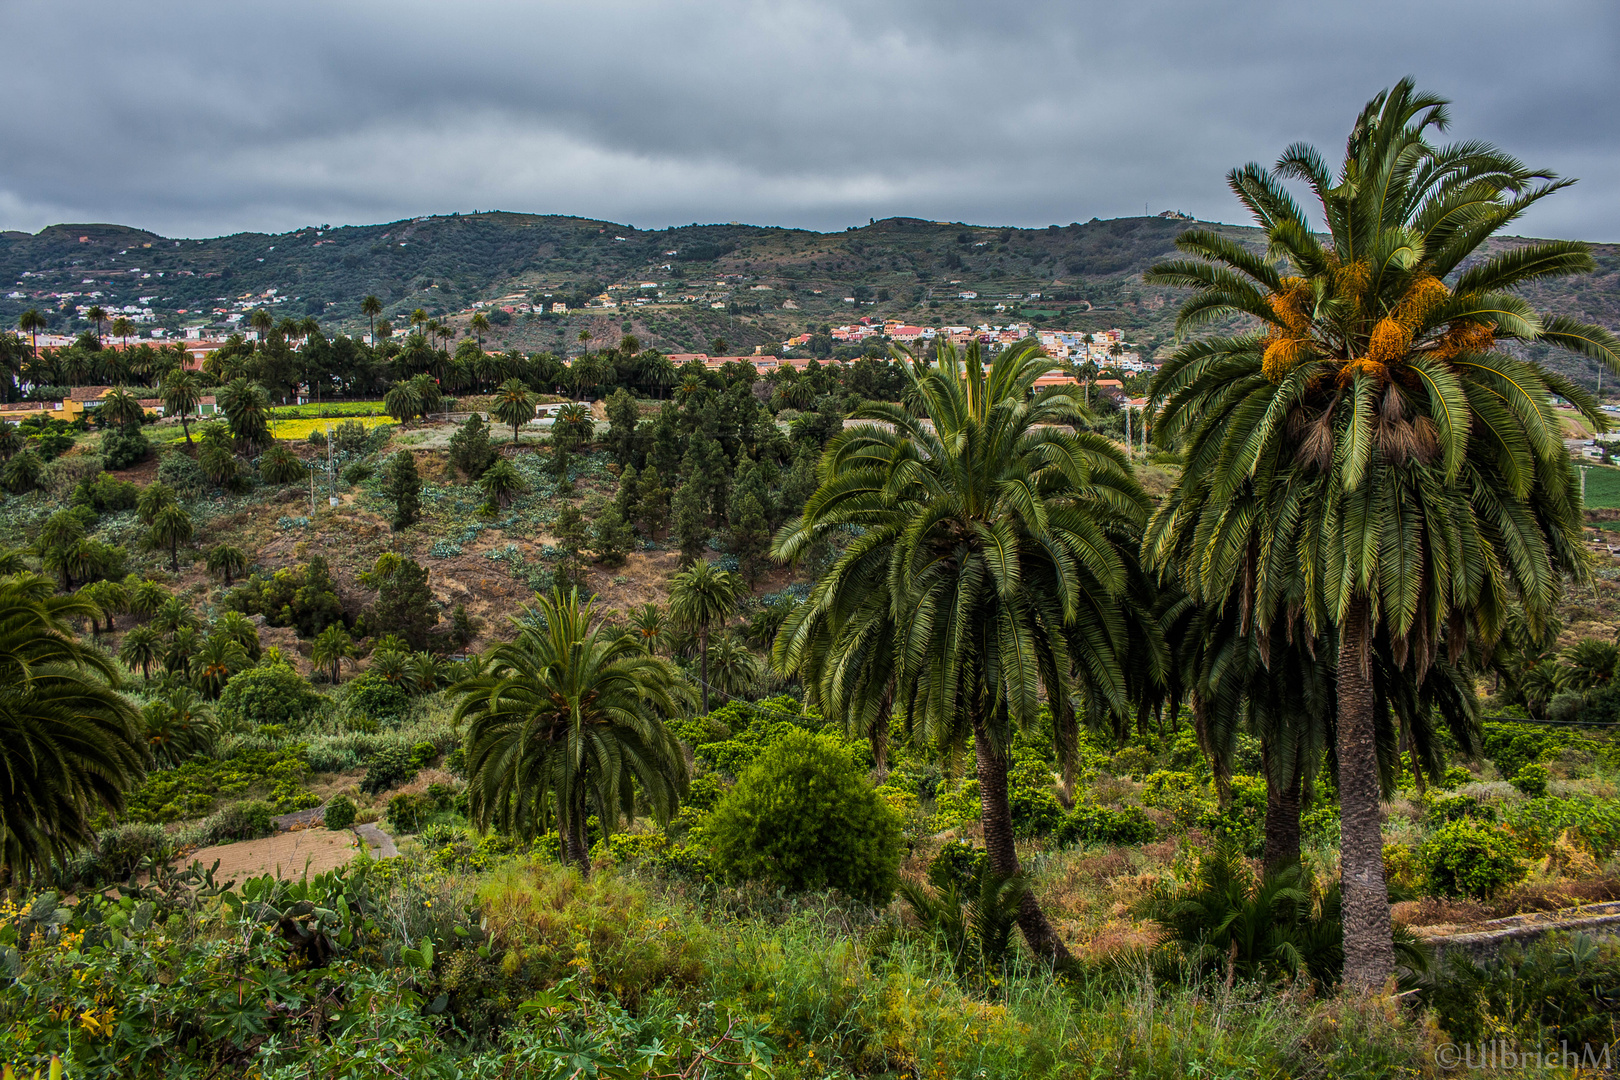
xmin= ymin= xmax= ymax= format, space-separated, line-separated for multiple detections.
xmin=774 ymin=339 xmax=1149 ymax=963
xmin=451 ymin=588 xmax=691 ymax=874
xmin=1145 ymin=80 xmax=1620 ymax=988
xmin=0 ymin=573 xmax=147 ymax=881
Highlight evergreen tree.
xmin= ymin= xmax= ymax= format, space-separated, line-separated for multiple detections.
xmin=605 ymin=387 xmax=641 ymax=469
xmin=362 ymin=553 xmax=439 ymax=650
xmin=448 ymin=412 xmax=496 ymax=479
xmin=591 ymin=505 xmax=636 ymax=567
xmin=553 ymin=504 xmax=588 ymax=556
xmin=649 ymin=404 xmax=683 ymax=477
xmin=385 ymin=450 xmax=422 ymax=529
xmin=674 ymin=476 xmax=708 ymax=566
xmin=638 ymin=465 xmax=671 ymax=538
xmin=731 ymin=494 xmax=772 ymax=586
xmin=614 ymin=465 xmax=642 ymax=532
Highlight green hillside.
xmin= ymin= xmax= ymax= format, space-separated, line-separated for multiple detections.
xmin=5 ymin=211 xmax=1620 ymax=385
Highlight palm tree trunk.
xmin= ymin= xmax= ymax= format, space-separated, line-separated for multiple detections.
xmin=1336 ymin=600 xmax=1395 ymax=990
xmin=698 ymin=627 xmax=710 ymax=713
xmin=1261 ymin=739 xmax=1303 ymax=872
xmin=180 ymin=415 xmax=193 ymax=447
xmin=972 ymin=712 xmax=1072 ymax=966
xmin=1054 ymin=696 xmax=1079 ymax=805
xmin=169 ymin=538 xmax=179 ymax=572
xmin=563 ymin=790 xmax=591 ymax=877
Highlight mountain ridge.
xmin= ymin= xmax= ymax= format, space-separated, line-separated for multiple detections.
xmin=5 ymin=212 xmax=1619 ymax=386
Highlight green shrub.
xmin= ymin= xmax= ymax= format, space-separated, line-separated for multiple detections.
xmin=926 ymin=839 xmax=988 ymax=890
xmin=1437 ymin=765 xmax=1475 ymax=790
xmin=100 ymin=424 xmax=151 ymax=469
xmin=1053 ymin=803 xmax=1156 ymax=847
xmin=217 ymin=661 xmax=319 ymax=730
xmin=932 ymin=779 xmax=981 ymax=831
xmin=706 ymin=729 xmax=902 ymax=903
xmin=156 ymin=447 xmax=207 ymax=493
xmin=343 ymin=672 xmax=410 ymax=724
xmin=1007 ymin=758 xmax=1064 ymax=837
xmin=683 ymin=772 xmax=726 ymax=812
xmin=1109 ymin=746 xmax=1155 ymax=778
xmin=125 ymin=746 xmax=314 ymax=823
xmin=72 ymin=472 xmax=139 ymax=513
xmin=1140 ymin=770 xmax=1211 ymax=828
xmin=224 ymin=557 xmax=345 ymax=638
xmin=385 ymin=792 xmax=436 ymax=833
xmin=361 ymin=744 xmax=418 ymax=795
xmin=1511 ymin=762 xmax=1550 ymax=798
xmin=324 ymin=794 xmax=357 ymax=831
xmin=194 ymin=800 xmax=277 ymax=845
xmin=477 ymin=860 xmax=708 ymax=1007
xmin=1481 ymin=721 xmax=1571 ymax=780
xmin=1423 ymin=791 xmax=1496 ymax=825
xmin=1421 ymin=819 xmax=1523 ymax=899
xmin=1501 ymin=796 xmax=1620 ymax=859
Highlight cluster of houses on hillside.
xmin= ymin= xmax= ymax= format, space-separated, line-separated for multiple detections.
xmin=784 ymin=320 xmax=1153 ymax=371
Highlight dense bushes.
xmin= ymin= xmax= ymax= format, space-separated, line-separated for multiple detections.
xmin=124 ymin=747 xmax=317 ymax=823
xmin=323 ymin=794 xmax=357 ymax=831
xmin=1054 ymin=803 xmax=1156 ymax=847
xmin=1420 ymin=820 xmax=1523 ymax=899
xmin=706 ymin=729 xmax=902 ymax=903
xmin=225 ymin=556 xmax=345 ymax=637
xmin=217 ymin=659 xmax=320 ymax=729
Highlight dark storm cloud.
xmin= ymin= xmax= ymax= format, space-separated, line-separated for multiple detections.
xmin=2 ymin=0 xmax=1617 ymax=238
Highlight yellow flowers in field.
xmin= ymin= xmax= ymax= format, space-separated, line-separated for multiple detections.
xmin=268 ymin=415 xmax=392 ymax=441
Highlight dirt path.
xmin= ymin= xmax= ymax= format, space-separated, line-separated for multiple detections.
xmin=190 ymin=828 xmax=361 ymax=881
xmin=354 ymin=823 xmax=399 ymax=859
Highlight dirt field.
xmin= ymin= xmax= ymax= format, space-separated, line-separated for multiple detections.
xmin=189 ymin=827 xmax=363 ymax=881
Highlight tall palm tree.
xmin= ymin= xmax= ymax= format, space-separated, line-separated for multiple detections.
xmin=629 ymin=602 xmax=666 ymax=655
xmin=492 ymin=378 xmax=535 ymax=445
xmin=311 ymin=623 xmax=355 ymax=684
xmin=149 ymin=503 xmax=194 ymax=571
xmin=85 ymin=305 xmax=107 ymax=347
xmin=217 ymin=377 xmax=271 ymax=453
xmin=99 ymin=386 xmax=145 ymax=429
xmin=470 ymin=312 xmax=491 ymax=355
xmin=451 ymin=588 xmax=692 ymax=874
xmin=110 ymin=316 xmax=133 ymax=352
xmin=1144 ymin=80 xmax=1618 ymax=989
xmin=206 ymin=544 xmax=249 ymax=586
xmin=160 ymin=367 xmax=203 ymax=447
xmin=118 ymin=623 xmax=162 ymax=681
xmin=0 ymin=573 xmax=147 ymax=881
xmin=248 ymin=309 xmax=273 ymax=347
xmin=16 ymin=310 xmax=45 ymax=360
xmin=141 ymin=687 xmax=217 ymax=767
xmin=189 ymin=633 xmax=248 ymax=699
xmin=362 ymin=295 xmax=383 ymax=344
xmin=774 ymin=339 xmax=1149 ymax=963
xmin=668 ymin=558 xmax=743 ymax=713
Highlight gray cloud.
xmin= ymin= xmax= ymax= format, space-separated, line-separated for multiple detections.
xmin=3 ymin=0 xmax=1617 ymax=238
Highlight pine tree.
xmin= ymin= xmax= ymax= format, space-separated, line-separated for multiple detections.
xmin=614 ymin=465 xmax=642 ymax=532
xmin=591 ymin=505 xmax=636 ymax=567
xmin=605 ymin=388 xmax=641 ymax=469
xmin=674 ymin=476 xmax=707 ymax=566
xmin=732 ymin=494 xmax=772 ymax=585
xmin=448 ymin=412 xmax=496 ymax=479
xmin=553 ymin=504 xmax=588 ymax=556
xmin=638 ymin=465 xmax=671 ymax=538
xmin=386 ymin=450 xmax=422 ymax=529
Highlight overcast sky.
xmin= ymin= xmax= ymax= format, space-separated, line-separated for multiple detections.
xmin=3 ymin=0 xmax=1617 ymax=240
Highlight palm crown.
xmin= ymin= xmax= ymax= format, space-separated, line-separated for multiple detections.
xmin=1147 ymin=78 xmax=1617 ymax=661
